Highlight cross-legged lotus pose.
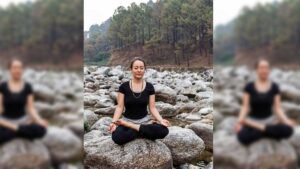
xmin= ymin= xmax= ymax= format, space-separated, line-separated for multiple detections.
xmin=108 ymin=57 xmax=170 ymax=145
xmin=235 ymin=59 xmax=296 ymax=145
xmin=0 ymin=59 xmax=48 ymax=144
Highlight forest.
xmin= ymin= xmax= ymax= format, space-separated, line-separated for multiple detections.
xmin=0 ymin=0 xmax=83 ymax=68
xmin=85 ymin=0 xmax=213 ymax=67
xmin=214 ymin=0 xmax=300 ymax=66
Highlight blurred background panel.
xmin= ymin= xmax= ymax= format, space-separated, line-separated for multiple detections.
xmin=0 ymin=0 xmax=83 ymax=70
xmin=0 ymin=0 xmax=84 ymax=169
xmin=214 ymin=0 xmax=300 ymax=169
xmin=214 ymin=0 xmax=300 ymax=68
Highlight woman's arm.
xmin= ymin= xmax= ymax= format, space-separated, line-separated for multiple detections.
xmin=0 ymin=94 xmax=18 ymax=131
xmin=274 ymin=95 xmax=296 ymax=127
xmin=149 ymin=95 xmax=170 ymax=126
xmin=237 ymin=93 xmax=250 ymax=124
xmin=112 ymin=92 xmax=125 ymax=122
xmin=27 ymin=94 xmax=48 ymax=127
xmin=0 ymin=93 xmax=3 ymax=116
xmin=108 ymin=92 xmax=124 ymax=132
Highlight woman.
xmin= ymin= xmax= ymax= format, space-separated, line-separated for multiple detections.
xmin=108 ymin=57 xmax=170 ymax=145
xmin=235 ymin=59 xmax=295 ymax=145
xmin=0 ymin=59 xmax=48 ymax=144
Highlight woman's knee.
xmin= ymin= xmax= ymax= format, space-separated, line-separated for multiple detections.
xmin=237 ymin=127 xmax=262 ymax=145
xmin=237 ymin=130 xmax=251 ymax=145
xmin=17 ymin=124 xmax=47 ymax=139
xmin=111 ymin=131 xmax=126 ymax=145
xmin=156 ymin=124 xmax=169 ymax=138
xmin=111 ymin=126 xmax=138 ymax=145
xmin=265 ymin=124 xmax=294 ymax=139
xmin=279 ymin=124 xmax=294 ymax=138
xmin=0 ymin=127 xmax=17 ymax=144
xmin=33 ymin=124 xmax=47 ymax=138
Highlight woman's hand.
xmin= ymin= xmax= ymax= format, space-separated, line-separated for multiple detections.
xmin=234 ymin=122 xmax=243 ymax=133
xmin=37 ymin=118 xmax=48 ymax=128
xmin=108 ymin=122 xmax=117 ymax=133
xmin=285 ymin=119 xmax=297 ymax=128
xmin=159 ymin=119 xmax=170 ymax=127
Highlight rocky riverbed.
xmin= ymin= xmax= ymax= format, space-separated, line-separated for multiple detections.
xmin=0 ymin=68 xmax=84 ymax=169
xmin=83 ymin=65 xmax=214 ymax=169
xmin=214 ymin=66 xmax=300 ymax=169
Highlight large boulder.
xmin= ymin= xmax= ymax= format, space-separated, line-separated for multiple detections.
xmin=90 ymin=117 xmax=112 ymax=136
xmin=84 ymin=110 xmax=99 ymax=130
xmin=288 ymin=127 xmax=300 ymax=165
xmin=42 ymin=127 xmax=83 ymax=164
xmin=214 ymin=131 xmax=297 ymax=169
xmin=186 ymin=122 xmax=213 ymax=151
xmin=154 ymin=84 xmax=177 ymax=105
xmin=84 ymin=134 xmax=173 ymax=169
xmin=0 ymin=139 xmax=50 ymax=169
xmin=161 ymin=126 xmax=205 ymax=165
xmin=156 ymin=102 xmax=178 ymax=117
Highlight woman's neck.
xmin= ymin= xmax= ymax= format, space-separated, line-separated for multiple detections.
xmin=132 ymin=77 xmax=143 ymax=84
xmin=257 ymin=78 xmax=269 ymax=84
xmin=9 ymin=78 xmax=22 ymax=84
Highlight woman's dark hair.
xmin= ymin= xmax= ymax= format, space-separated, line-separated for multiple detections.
xmin=254 ymin=58 xmax=270 ymax=69
xmin=130 ymin=57 xmax=146 ymax=70
xmin=7 ymin=58 xmax=24 ymax=69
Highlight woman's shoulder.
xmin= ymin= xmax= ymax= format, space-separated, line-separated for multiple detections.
xmin=245 ymin=81 xmax=254 ymax=88
xmin=24 ymin=81 xmax=33 ymax=93
xmin=0 ymin=81 xmax=7 ymax=87
xmin=271 ymin=81 xmax=280 ymax=93
xmin=145 ymin=81 xmax=154 ymax=88
xmin=120 ymin=81 xmax=130 ymax=87
xmin=244 ymin=81 xmax=254 ymax=92
xmin=0 ymin=81 xmax=7 ymax=91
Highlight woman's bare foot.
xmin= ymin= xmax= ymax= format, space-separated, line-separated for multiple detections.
xmin=115 ymin=119 xmax=140 ymax=131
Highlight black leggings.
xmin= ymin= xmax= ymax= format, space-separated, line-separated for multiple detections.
xmin=112 ymin=123 xmax=169 ymax=145
xmin=237 ymin=124 xmax=293 ymax=145
xmin=0 ymin=123 xmax=47 ymax=144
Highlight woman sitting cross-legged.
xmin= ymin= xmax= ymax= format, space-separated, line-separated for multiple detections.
xmin=235 ymin=59 xmax=296 ymax=145
xmin=0 ymin=59 xmax=48 ymax=145
xmin=108 ymin=57 xmax=170 ymax=145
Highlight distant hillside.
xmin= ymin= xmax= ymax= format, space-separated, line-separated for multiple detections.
xmin=108 ymin=44 xmax=212 ymax=68
xmin=84 ymin=0 xmax=213 ymax=68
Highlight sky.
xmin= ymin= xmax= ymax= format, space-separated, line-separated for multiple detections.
xmin=84 ymin=0 xmax=151 ymax=31
xmin=214 ymin=0 xmax=281 ymax=27
xmin=0 ymin=0 xmax=34 ymax=7
xmin=2 ymin=0 xmax=281 ymax=30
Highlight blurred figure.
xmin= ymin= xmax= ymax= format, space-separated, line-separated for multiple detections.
xmin=0 ymin=58 xmax=48 ymax=144
xmin=235 ymin=59 xmax=296 ymax=145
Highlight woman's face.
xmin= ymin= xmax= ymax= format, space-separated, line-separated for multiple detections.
xmin=256 ymin=60 xmax=270 ymax=80
xmin=131 ymin=60 xmax=145 ymax=80
xmin=9 ymin=60 xmax=23 ymax=80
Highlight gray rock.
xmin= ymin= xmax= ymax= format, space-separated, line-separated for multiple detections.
xmin=90 ymin=117 xmax=112 ymax=136
xmin=186 ymin=122 xmax=213 ymax=151
xmin=156 ymin=102 xmax=178 ymax=117
xmin=84 ymin=110 xmax=99 ymax=130
xmin=161 ymin=126 xmax=205 ymax=165
xmin=154 ymin=84 xmax=177 ymax=105
xmin=42 ymin=127 xmax=83 ymax=164
xmin=0 ymin=139 xmax=50 ymax=169
xmin=214 ymin=132 xmax=297 ymax=169
xmin=84 ymin=136 xmax=173 ymax=169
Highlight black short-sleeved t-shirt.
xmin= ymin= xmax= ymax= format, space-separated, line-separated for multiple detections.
xmin=118 ymin=81 xmax=155 ymax=119
xmin=244 ymin=81 xmax=280 ymax=119
xmin=0 ymin=81 xmax=33 ymax=119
